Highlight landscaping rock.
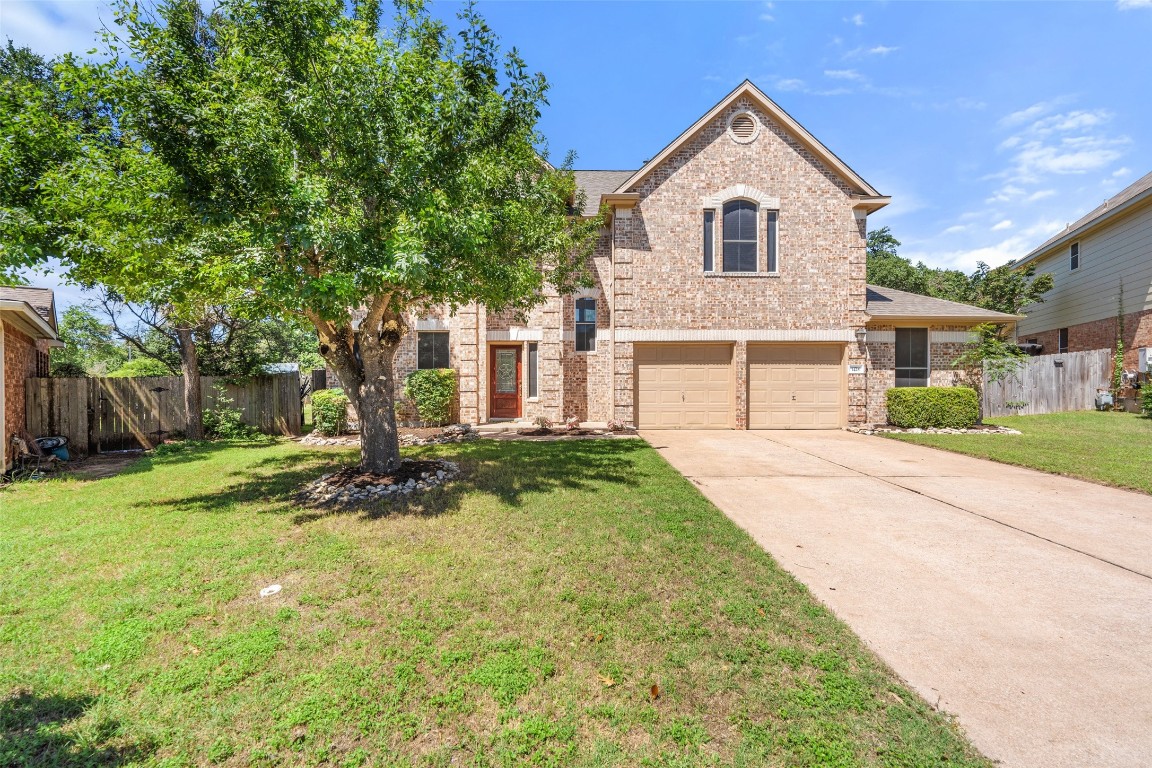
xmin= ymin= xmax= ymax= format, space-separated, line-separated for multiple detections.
xmin=293 ymin=458 xmax=460 ymax=509
xmin=865 ymin=425 xmax=1022 ymax=436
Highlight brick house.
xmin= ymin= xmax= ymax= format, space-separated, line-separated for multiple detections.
xmin=1015 ymin=171 xmax=1152 ymax=369
xmin=1 ymin=286 xmax=61 ymax=469
xmin=387 ymin=81 xmax=1016 ymax=429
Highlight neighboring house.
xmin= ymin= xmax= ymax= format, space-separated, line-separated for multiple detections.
xmin=388 ymin=81 xmax=1015 ymax=429
xmin=1 ymin=286 xmax=61 ymax=469
xmin=1015 ymin=171 xmax=1152 ymax=369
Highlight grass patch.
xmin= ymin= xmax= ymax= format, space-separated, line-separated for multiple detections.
xmin=885 ymin=411 xmax=1152 ymax=494
xmin=0 ymin=438 xmax=990 ymax=766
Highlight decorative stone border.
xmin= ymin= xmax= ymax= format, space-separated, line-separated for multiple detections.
xmin=294 ymin=459 xmax=460 ymax=508
xmin=849 ymin=425 xmax=1022 ymax=436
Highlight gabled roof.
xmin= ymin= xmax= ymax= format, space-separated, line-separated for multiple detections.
xmin=573 ymin=170 xmax=635 ymax=217
xmin=865 ymin=285 xmax=1019 ymax=323
xmin=1016 ymin=170 xmax=1152 ymax=268
xmin=0 ymin=286 xmax=58 ymax=333
xmin=612 ymin=80 xmax=888 ymax=210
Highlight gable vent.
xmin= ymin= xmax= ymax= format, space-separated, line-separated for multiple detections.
xmin=727 ymin=111 xmax=759 ymax=144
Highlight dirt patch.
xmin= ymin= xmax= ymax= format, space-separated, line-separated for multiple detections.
xmin=62 ymin=452 xmax=144 ymax=480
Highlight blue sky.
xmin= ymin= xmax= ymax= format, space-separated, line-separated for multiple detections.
xmin=3 ymin=0 xmax=1151 ymax=309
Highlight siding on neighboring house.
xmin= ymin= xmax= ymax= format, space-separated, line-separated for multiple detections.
xmin=1017 ymin=196 xmax=1152 ymax=367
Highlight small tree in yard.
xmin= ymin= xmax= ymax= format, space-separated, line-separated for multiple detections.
xmin=953 ymin=323 xmax=1025 ymax=424
xmin=104 ymin=0 xmax=598 ymax=472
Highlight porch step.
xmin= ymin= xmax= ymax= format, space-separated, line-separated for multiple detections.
xmin=472 ymin=421 xmax=610 ymax=434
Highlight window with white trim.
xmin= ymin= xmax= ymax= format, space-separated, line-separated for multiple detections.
xmin=703 ymin=210 xmax=715 ymax=272
xmin=895 ymin=328 xmax=929 ymax=387
xmin=1070 ymin=242 xmax=1080 ymax=271
xmin=722 ymin=200 xmax=757 ymax=272
xmin=575 ymin=298 xmax=596 ymax=352
xmin=766 ymin=210 xmax=778 ymax=273
xmin=527 ymin=342 xmax=539 ymax=398
xmin=1058 ymin=328 xmax=1069 ymax=353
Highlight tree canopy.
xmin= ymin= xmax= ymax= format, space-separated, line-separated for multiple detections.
xmin=866 ymin=226 xmax=1053 ymax=316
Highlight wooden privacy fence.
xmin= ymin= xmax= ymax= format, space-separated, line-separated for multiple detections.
xmin=982 ymin=348 xmax=1113 ymax=417
xmin=26 ymin=373 xmax=302 ymax=454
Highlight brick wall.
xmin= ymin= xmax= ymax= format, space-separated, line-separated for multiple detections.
xmin=1021 ymin=308 xmax=1152 ymax=368
xmin=4 ymin=323 xmax=38 ymax=459
xmin=864 ymin=324 xmax=978 ymax=425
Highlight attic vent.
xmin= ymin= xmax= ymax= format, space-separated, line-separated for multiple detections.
xmin=727 ymin=111 xmax=760 ymax=144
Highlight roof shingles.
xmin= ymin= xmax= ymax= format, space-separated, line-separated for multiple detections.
xmin=865 ymin=285 xmax=1018 ymax=322
xmin=0 ymin=286 xmax=57 ymax=332
xmin=573 ymin=170 xmax=635 ymax=217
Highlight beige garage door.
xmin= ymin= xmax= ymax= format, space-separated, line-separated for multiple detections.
xmin=635 ymin=344 xmax=732 ymax=429
xmin=748 ymin=345 xmax=844 ymax=429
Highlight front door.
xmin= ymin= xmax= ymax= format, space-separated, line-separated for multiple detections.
xmin=489 ymin=346 xmax=522 ymax=419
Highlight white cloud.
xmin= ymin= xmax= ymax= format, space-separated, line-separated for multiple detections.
xmin=844 ymin=44 xmax=898 ymax=58
xmin=1026 ymin=189 xmax=1057 ymax=202
xmin=1112 ymin=166 xmax=1132 ymax=178
xmin=991 ymin=219 xmax=1013 ymax=231
xmin=824 ymin=69 xmax=865 ymax=81
xmin=1118 ymin=0 xmax=1152 ymax=9
xmin=760 ymin=13 xmax=775 ymax=21
xmin=774 ymin=78 xmax=807 ymax=92
xmin=904 ymin=221 xmax=1064 ymax=272
xmin=0 ymin=1 xmax=109 ymax=59
xmin=998 ymin=96 xmax=1075 ymax=128
xmin=845 ymin=13 xmax=865 ymax=26
xmin=943 ymin=225 xmax=968 ymax=235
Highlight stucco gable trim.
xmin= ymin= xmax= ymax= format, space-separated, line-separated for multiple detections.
xmin=703 ymin=184 xmax=780 ymax=209
xmin=487 ymin=328 xmax=543 ymax=342
xmin=613 ymin=80 xmax=885 ymax=203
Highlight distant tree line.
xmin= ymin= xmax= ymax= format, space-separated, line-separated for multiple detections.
xmin=865 ymin=227 xmax=1053 ymax=316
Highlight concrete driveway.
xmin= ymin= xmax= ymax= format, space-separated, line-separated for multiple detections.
xmin=643 ymin=429 xmax=1152 ymax=768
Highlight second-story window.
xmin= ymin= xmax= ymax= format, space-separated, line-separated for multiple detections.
xmin=722 ymin=200 xmax=758 ymax=272
xmin=1070 ymin=242 xmax=1080 ymax=271
xmin=703 ymin=210 xmax=715 ymax=272
xmin=575 ymin=298 xmax=597 ymax=352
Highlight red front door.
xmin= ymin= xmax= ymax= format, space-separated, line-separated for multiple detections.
xmin=489 ymin=346 xmax=522 ymax=419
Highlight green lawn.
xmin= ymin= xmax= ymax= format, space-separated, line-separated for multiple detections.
xmin=1 ymin=438 xmax=989 ymax=767
xmin=886 ymin=411 xmax=1152 ymax=495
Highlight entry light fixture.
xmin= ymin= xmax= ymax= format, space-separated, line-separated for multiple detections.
xmin=855 ymin=327 xmax=867 ymax=345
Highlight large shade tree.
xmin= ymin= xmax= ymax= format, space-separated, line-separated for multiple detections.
xmin=106 ymin=0 xmax=597 ymax=471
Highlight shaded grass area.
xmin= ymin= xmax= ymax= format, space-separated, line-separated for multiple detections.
xmin=886 ymin=411 xmax=1152 ymax=495
xmin=0 ymin=438 xmax=991 ymax=766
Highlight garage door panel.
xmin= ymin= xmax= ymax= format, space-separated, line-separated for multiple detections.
xmin=748 ymin=344 xmax=844 ymax=430
xmin=635 ymin=344 xmax=732 ymax=429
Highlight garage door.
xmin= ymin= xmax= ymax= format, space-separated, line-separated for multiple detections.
xmin=635 ymin=344 xmax=732 ymax=429
xmin=748 ymin=345 xmax=844 ymax=429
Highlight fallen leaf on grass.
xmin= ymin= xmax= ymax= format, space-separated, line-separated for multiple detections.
xmin=598 ymin=675 xmax=616 ymax=688
xmin=650 ymin=683 xmax=660 ymax=700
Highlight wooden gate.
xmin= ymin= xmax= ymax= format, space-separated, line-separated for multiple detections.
xmin=26 ymin=373 xmax=302 ymax=454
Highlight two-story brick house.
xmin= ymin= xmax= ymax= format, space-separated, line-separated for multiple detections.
xmin=388 ymin=81 xmax=1016 ymax=429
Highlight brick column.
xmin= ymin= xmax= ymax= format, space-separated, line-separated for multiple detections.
xmin=733 ymin=340 xmax=748 ymax=429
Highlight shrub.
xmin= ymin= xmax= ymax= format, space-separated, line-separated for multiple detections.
xmin=203 ymin=401 xmax=261 ymax=440
xmin=886 ymin=387 xmax=979 ymax=429
xmin=311 ymin=389 xmax=350 ymax=436
xmin=403 ymin=369 xmax=457 ymax=426
xmin=1141 ymin=386 xmax=1152 ymax=416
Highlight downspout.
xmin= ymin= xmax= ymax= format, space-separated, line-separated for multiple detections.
xmin=609 ymin=214 xmax=616 ymax=422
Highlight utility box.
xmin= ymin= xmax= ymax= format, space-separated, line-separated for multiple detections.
xmin=1139 ymin=348 xmax=1151 ymax=373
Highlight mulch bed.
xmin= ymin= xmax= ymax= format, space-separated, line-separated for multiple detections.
xmin=515 ymin=427 xmax=638 ymax=437
xmin=319 ymin=460 xmax=446 ymax=490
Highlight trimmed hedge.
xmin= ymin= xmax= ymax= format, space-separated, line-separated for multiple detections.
xmin=311 ymin=388 xmax=350 ymax=436
xmin=404 ymin=369 xmax=457 ymax=426
xmin=886 ymin=386 xmax=979 ymax=429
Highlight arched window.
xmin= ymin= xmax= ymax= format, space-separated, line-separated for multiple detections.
xmin=722 ymin=200 xmax=758 ymax=272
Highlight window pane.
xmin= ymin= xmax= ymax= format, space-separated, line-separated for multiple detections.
xmin=495 ymin=350 xmax=517 ymax=393
xmin=528 ymin=343 xmax=538 ymax=397
xmin=418 ymin=332 xmax=449 ymax=369
xmin=576 ymin=324 xmax=596 ymax=352
xmin=723 ymin=200 xmax=756 ymax=240
xmin=703 ymin=210 xmax=714 ymax=272
xmin=766 ymin=211 xmax=778 ymax=272
xmin=723 ymin=241 xmax=757 ymax=272
xmin=895 ymin=328 xmax=928 ymax=382
xmin=575 ymin=298 xmax=596 ymax=323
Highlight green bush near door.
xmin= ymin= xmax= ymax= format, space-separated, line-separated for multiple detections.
xmin=887 ymin=386 xmax=979 ymax=429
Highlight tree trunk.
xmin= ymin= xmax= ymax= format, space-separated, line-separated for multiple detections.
xmin=356 ymin=342 xmax=402 ymax=473
xmin=310 ymin=310 xmax=404 ymax=474
xmin=176 ymin=326 xmax=204 ymax=440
